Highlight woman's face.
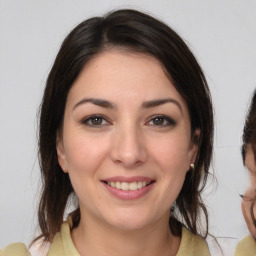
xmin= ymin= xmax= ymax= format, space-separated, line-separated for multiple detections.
xmin=242 ymin=145 xmax=256 ymax=238
xmin=57 ymin=51 xmax=199 ymax=230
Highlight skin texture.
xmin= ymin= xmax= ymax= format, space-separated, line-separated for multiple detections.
xmin=56 ymin=51 xmax=199 ymax=256
xmin=242 ymin=145 xmax=256 ymax=239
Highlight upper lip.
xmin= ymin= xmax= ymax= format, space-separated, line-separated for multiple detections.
xmin=102 ymin=176 xmax=155 ymax=183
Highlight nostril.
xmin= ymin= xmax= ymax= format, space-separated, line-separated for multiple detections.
xmin=110 ymin=137 xmax=147 ymax=167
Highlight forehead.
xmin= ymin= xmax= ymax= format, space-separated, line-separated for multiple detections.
xmin=68 ymin=51 xmax=187 ymax=106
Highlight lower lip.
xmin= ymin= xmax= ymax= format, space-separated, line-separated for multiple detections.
xmin=103 ymin=182 xmax=155 ymax=200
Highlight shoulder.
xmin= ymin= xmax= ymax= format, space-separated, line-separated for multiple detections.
xmin=0 ymin=243 xmax=31 ymax=256
xmin=28 ymin=238 xmax=50 ymax=256
xmin=235 ymin=235 xmax=256 ymax=256
xmin=176 ymin=227 xmax=210 ymax=256
xmin=46 ymin=218 xmax=79 ymax=256
xmin=48 ymin=219 xmax=79 ymax=255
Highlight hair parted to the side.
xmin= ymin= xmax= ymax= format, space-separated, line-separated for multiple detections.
xmin=242 ymin=90 xmax=256 ymax=228
xmin=36 ymin=9 xmax=214 ymax=243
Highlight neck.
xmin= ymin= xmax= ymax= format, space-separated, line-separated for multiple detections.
xmin=71 ymin=212 xmax=180 ymax=256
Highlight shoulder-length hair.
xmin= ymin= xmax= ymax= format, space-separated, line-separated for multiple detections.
xmin=37 ymin=9 xmax=214 ymax=242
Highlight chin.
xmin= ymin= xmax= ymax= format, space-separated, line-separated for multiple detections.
xmin=111 ymin=219 xmax=150 ymax=231
xmin=103 ymin=209 xmax=160 ymax=231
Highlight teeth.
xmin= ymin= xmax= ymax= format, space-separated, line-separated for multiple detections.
xmin=116 ymin=181 xmax=121 ymax=189
xmin=129 ymin=182 xmax=137 ymax=191
xmin=106 ymin=181 xmax=151 ymax=191
xmin=121 ymin=182 xmax=129 ymax=191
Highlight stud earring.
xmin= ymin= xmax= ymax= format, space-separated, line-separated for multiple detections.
xmin=190 ymin=163 xmax=195 ymax=171
xmin=63 ymin=164 xmax=69 ymax=173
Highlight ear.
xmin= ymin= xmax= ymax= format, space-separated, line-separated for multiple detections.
xmin=188 ymin=129 xmax=201 ymax=167
xmin=56 ymin=135 xmax=68 ymax=173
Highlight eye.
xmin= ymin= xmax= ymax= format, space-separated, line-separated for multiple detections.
xmin=81 ymin=115 xmax=110 ymax=127
xmin=147 ymin=115 xmax=176 ymax=126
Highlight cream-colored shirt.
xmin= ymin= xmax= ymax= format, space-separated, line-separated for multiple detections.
xmin=235 ymin=235 xmax=256 ymax=256
xmin=1 ymin=220 xmax=210 ymax=256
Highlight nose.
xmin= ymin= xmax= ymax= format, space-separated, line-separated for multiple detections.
xmin=110 ymin=124 xmax=147 ymax=168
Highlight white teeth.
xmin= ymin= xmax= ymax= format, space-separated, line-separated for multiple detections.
xmin=116 ymin=181 xmax=121 ymax=189
xmin=121 ymin=182 xmax=129 ymax=191
xmin=106 ymin=181 xmax=152 ymax=191
xmin=129 ymin=182 xmax=138 ymax=191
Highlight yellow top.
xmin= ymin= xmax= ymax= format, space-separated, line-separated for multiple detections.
xmin=0 ymin=220 xmax=210 ymax=256
xmin=235 ymin=235 xmax=256 ymax=256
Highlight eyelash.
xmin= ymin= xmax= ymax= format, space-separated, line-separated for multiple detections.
xmin=81 ymin=114 xmax=176 ymax=127
xmin=81 ymin=115 xmax=111 ymax=127
xmin=146 ymin=115 xmax=176 ymax=127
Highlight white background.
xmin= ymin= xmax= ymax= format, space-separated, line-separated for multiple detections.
xmin=0 ymin=0 xmax=256 ymax=253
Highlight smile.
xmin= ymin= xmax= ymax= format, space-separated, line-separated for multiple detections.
xmin=102 ymin=177 xmax=155 ymax=200
xmin=106 ymin=181 xmax=151 ymax=191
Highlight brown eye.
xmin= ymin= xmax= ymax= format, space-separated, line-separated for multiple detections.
xmin=152 ymin=117 xmax=165 ymax=125
xmin=148 ymin=115 xmax=176 ymax=126
xmin=91 ymin=117 xmax=103 ymax=125
xmin=82 ymin=115 xmax=110 ymax=127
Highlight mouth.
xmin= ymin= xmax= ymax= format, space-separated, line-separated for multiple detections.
xmin=101 ymin=176 xmax=156 ymax=199
xmin=103 ymin=180 xmax=155 ymax=191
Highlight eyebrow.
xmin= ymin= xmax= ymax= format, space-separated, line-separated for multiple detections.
xmin=142 ymin=98 xmax=183 ymax=113
xmin=73 ymin=97 xmax=183 ymax=113
xmin=73 ymin=98 xmax=116 ymax=110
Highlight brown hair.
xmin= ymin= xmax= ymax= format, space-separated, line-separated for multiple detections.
xmin=242 ymin=90 xmax=256 ymax=227
xmin=36 ymin=9 xmax=214 ymax=242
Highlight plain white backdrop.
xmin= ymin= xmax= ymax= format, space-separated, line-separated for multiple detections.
xmin=0 ymin=0 xmax=256 ymax=253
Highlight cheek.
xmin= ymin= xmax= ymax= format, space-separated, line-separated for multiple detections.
xmin=249 ymin=175 xmax=256 ymax=189
xmin=64 ymin=134 xmax=109 ymax=204
xmin=64 ymin=133 xmax=109 ymax=175
xmin=149 ymin=136 xmax=190 ymax=200
xmin=149 ymin=134 xmax=191 ymax=172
